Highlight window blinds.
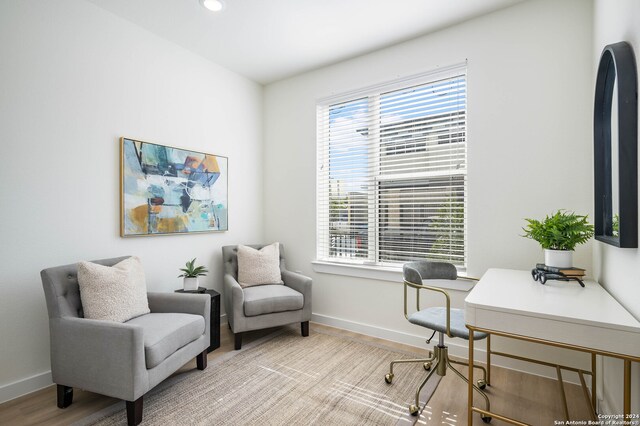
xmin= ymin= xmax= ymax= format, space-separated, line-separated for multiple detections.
xmin=317 ymin=65 xmax=467 ymax=267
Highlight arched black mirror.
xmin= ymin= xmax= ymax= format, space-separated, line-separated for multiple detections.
xmin=594 ymin=41 xmax=638 ymax=248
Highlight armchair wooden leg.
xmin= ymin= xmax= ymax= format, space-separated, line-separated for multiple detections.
xmin=196 ymin=349 xmax=207 ymax=370
xmin=126 ymin=396 xmax=143 ymax=426
xmin=234 ymin=332 xmax=243 ymax=350
xmin=56 ymin=385 xmax=73 ymax=408
xmin=301 ymin=321 xmax=309 ymax=337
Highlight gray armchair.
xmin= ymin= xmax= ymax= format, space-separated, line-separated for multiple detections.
xmin=41 ymin=256 xmax=210 ymax=426
xmin=222 ymin=244 xmax=312 ymax=350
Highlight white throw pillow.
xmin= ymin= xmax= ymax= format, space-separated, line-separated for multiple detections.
xmin=77 ymin=256 xmax=150 ymax=322
xmin=237 ymin=243 xmax=283 ymax=288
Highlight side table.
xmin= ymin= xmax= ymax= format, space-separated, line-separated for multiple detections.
xmin=174 ymin=288 xmax=220 ymax=353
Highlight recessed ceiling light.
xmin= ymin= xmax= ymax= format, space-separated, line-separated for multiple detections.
xmin=200 ymin=0 xmax=225 ymax=12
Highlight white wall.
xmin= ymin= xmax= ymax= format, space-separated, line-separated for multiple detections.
xmin=264 ymin=0 xmax=594 ymax=376
xmin=0 ymin=0 xmax=263 ymax=402
xmin=592 ymin=0 xmax=640 ymax=415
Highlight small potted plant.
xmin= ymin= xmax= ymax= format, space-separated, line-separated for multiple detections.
xmin=178 ymin=258 xmax=208 ymax=291
xmin=522 ymin=210 xmax=594 ymax=268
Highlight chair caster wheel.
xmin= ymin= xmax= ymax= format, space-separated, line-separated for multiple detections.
xmin=477 ymin=379 xmax=487 ymax=390
xmin=423 ymin=362 xmax=432 ymax=371
xmin=384 ymin=373 xmax=394 ymax=384
xmin=481 ymin=415 xmax=492 ymax=423
xmin=409 ymin=404 xmax=420 ymax=416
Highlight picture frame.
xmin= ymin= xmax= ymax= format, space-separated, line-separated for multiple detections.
xmin=120 ymin=137 xmax=228 ymax=237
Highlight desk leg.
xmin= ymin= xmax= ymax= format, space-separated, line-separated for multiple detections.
xmin=556 ymin=366 xmax=570 ymax=420
xmin=487 ymin=334 xmax=492 ymax=385
xmin=468 ymin=329 xmax=475 ymax=426
xmin=591 ymin=353 xmax=596 ymax=414
xmin=624 ymin=360 xmax=631 ymax=416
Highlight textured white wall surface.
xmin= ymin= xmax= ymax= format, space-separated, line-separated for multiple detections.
xmin=0 ymin=0 xmax=263 ymax=401
xmin=264 ymin=0 xmax=593 ymax=379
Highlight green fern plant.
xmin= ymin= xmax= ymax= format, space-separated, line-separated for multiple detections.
xmin=522 ymin=210 xmax=594 ymax=251
xmin=178 ymin=258 xmax=208 ymax=278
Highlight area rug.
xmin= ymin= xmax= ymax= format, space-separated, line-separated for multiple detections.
xmin=75 ymin=327 xmax=441 ymax=425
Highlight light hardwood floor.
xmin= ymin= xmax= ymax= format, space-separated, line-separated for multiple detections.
xmin=0 ymin=323 xmax=592 ymax=425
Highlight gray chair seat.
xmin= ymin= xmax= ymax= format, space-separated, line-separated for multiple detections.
xmin=408 ymin=307 xmax=487 ymax=340
xmin=243 ymin=284 xmax=304 ymax=317
xmin=126 ymin=313 xmax=205 ymax=368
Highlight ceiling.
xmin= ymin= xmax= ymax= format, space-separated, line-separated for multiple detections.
xmin=85 ymin=0 xmax=524 ymax=84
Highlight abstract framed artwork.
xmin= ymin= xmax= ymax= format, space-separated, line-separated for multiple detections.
xmin=120 ymin=137 xmax=228 ymax=237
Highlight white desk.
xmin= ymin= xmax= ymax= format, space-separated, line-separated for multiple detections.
xmin=464 ymin=268 xmax=640 ymax=425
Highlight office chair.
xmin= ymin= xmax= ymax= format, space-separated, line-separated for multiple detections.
xmin=384 ymin=261 xmax=492 ymax=422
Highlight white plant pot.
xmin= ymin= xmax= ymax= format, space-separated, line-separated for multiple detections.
xmin=544 ymin=249 xmax=573 ymax=268
xmin=183 ymin=277 xmax=199 ymax=291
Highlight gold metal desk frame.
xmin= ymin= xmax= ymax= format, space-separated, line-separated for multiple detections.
xmin=466 ymin=324 xmax=640 ymax=425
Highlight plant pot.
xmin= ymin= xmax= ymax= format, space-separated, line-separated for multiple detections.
xmin=544 ymin=249 xmax=573 ymax=268
xmin=183 ymin=277 xmax=199 ymax=291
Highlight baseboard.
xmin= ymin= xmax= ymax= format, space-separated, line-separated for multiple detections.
xmin=312 ymin=313 xmax=475 ymax=357
xmin=598 ymin=386 xmax=618 ymax=416
xmin=312 ymin=313 xmax=584 ymax=385
xmin=597 ymin=357 xmax=640 ymax=414
xmin=0 ymin=371 xmax=52 ymax=404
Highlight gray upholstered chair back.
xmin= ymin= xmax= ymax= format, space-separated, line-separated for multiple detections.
xmin=41 ymin=256 xmax=130 ymax=319
xmin=222 ymin=244 xmax=286 ymax=280
xmin=403 ymin=260 xmax=457 ymax=284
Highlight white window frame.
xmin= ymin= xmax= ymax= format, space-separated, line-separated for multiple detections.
xmin=315 ymin=63 xmax=469 ymax=280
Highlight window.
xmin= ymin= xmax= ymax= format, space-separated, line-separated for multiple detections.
xmin=317 ymin=65 xmax=467 ymax=268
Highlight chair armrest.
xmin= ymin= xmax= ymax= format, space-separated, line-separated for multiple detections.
xmin=223 ymin=274 xmax=245 ymax=331
xmin=223 ymin=274 xmax=244 ymax=312
xmin=147 ymin=292 xmax=210 ymax=317
xmin=282 ymin=270 xmax=312 ymax=298
xmin=282 ymin=270 xmax=312 ymax=317
xmin=49 ymin=317 xmax=147 ymax=401
xmin=403 ymin=281 xmax=452 ymax=338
